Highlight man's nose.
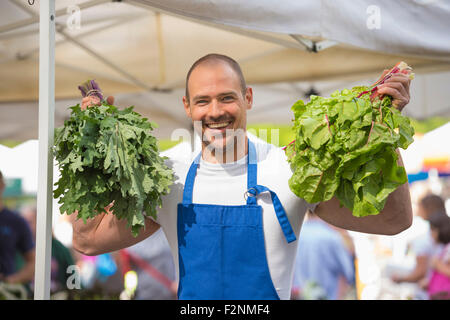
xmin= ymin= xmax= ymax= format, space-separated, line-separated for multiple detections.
xmin=208 ymin=99 xmax=224 ymax=119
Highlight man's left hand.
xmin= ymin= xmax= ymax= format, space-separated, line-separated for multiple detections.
xmin=376 ymin=69 xmax=411 ymax=112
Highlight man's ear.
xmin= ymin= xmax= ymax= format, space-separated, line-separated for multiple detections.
xmin=182 ymin=96 xmax=191 ymax=118
xmin=245 ymin=87 xmax=253 ymax=110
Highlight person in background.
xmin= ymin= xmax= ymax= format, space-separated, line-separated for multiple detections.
xmin=21 ymin=206 xmax=75 ymax=295
xmin=0 ymin=170 xmax=35 ymax=287
xmin=291 ymin=209 xmax=355 ymax=300
xmin=421 ymin=214 xmax=450 ymax=299
xmin=120 ymin=228 xmax=177 ymax=300
xmin=391 ymin=193 xmax=447 ymax=298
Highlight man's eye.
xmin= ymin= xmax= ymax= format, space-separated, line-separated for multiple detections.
xmin=222 ymin=96 xmax=234 ymax=102
xmin=196 ymin=100 xmax=208 ymax=105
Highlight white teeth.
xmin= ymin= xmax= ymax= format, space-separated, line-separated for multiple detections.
xmin=206 ymin=122 xmax=231 ymax=129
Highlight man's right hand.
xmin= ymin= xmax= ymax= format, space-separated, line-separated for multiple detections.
xmin=81 ymin=95 xmax=115 ymax=110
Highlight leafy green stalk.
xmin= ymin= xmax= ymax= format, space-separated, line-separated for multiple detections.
xmin=287 ymin=86 xmax=414 ymax=217
xmin=53 ymin=103 xmax=174 ymax=236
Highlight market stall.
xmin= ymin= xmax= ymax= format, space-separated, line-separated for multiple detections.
xmin=2 ymin=0 xmax=450 ymax=299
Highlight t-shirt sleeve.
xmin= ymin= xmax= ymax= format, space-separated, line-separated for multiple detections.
xmin=15 ymin=215 xmax=35 ymax=254
xmin=330 ymin=236 xmax=355 ymax=284
xmin=411 ymin=234 xmax=433 ymax=257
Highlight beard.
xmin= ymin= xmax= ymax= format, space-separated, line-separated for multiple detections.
xmin=194 ymin=120 xmax=247 ymax=162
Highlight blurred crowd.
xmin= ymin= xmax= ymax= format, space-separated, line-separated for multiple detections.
xmin=1 ymin=168 xmax=449 ymax=300
xmin=0 ymin=169 xmax=177 ymax=300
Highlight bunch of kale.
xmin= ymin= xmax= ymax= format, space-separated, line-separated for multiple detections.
xmin=53 ymin=101 xmax=174 ymax=237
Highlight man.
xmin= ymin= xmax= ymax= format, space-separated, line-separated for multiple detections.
xmin=72 ymin=54 xmax=413 ymax=300
xmin=0 ymin=170 xmax=35 ymax=286
xmin=121 ymin=228 xmax=177 ymax=300
xmin=391 ymin=194 xmax=447 ymax=298
xmin=22 ymin=206 xmax=75 ymax=294
xmin=292 ymin=210 xmax=355 ymax=300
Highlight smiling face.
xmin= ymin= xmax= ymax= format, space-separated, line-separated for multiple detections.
xmin=183 ymin=60 xmax=253 ymax=158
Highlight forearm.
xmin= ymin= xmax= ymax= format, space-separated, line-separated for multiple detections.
xmin=375 ymin=149 xmax=413 ymax=233
xmin=71 ymin=211 xmax=106 ymax=254
xmin=72 ymin=210 xmax=159 ymax=256
xmin=434 ymin=261 xmax=450 ymax=277
xmin=316 ymin=149 xmax=412 ymax=235
xmin=375 ymin=179 xmax=412 ymax=234
xmin=393 ymin=256 xmax=428 ymax=283
xmin=397 ymin=268 xmax=427 ymax=283
xmin=7 ymin=255 xmax=35 ymax=284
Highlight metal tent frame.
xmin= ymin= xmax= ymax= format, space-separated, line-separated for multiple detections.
xmin=35 ymin=0 xmax=54 ymax=300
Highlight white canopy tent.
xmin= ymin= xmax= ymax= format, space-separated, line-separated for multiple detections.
xmin=1 ymin=0 xmax=450 ymax=142
xmin=1 ymin=0 xmax=449 ymax=299
xmin=1 ymin=0 xmax=450 ymax=103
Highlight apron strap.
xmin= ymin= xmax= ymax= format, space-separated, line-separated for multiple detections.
xmin=246 ymin=139 xmax=258 ymax=205
xmin=182 ymin=152 xmax=201 ymax=204
xmin=246 ymin=185 xmax=297 ymax=244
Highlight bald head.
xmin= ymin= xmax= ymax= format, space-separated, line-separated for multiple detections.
xmin=185 ymin=54 xmax=247 ymax=103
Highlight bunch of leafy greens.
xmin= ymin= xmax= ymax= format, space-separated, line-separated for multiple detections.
xmin=53 ymin=103 xmax=174 ymax=236
xmin=286 ymin=86 xmax=414 ymax=217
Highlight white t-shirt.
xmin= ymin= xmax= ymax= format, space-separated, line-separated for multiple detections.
xmin=151 ymin=135 xmax=317 ymax=300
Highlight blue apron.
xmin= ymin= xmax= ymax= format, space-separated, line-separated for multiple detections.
xmin=177 ymin=139 xmax=296 ymax=300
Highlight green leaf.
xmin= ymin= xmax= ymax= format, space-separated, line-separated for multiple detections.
xmin=53 ymin=102 xmax=174 ymax=237
xmin=289 ymin=163 xmax=339 ymax=203
xmin=287 ymin=84 xmax=415 ymax=217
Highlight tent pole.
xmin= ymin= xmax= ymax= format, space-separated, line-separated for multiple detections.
xmin=34 ymin=0 xmax=55 ymax=300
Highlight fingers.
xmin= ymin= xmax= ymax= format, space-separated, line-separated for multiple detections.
xmin=385 ymin=73 xmax=411 ymax=92
xmin=104 ymin=200 xmax=115 ymax=214
xmin=377 ymin=85 xmax=409 ymax=111
xmin=379 ymin=81 xmax=408 ymax=100
xmin=80 ymin=97 xmax=90 ymax=110
xmin=80 ymin=95 xmax=101 ymax=110
xmin=376 ymin=73 xmax=411 ymax=111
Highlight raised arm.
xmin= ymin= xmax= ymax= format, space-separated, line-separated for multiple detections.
xmin=314 ymin=151 xmax=413 ymax=235
xmin=71 ymin=207 xmax=160 ymax=256
xmin=315 ymin=69 xmax=413 ymax=235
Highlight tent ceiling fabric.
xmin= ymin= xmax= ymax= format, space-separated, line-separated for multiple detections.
xmin=137 ymin=0 xmax=450 ymax=62
xmin=1 ymin=0 xmax=450 ymax=102
xmin=0 ymin=0 xmax=449 ymax=141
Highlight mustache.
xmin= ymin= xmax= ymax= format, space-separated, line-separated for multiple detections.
xmin=202 ymin=117 xmax=234 ymax=125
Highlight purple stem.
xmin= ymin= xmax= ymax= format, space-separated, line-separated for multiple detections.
xmin=365 ymin=121 xmax=375 ymax=146
xmin=282 ymin=139 xmax=296 ymax=150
